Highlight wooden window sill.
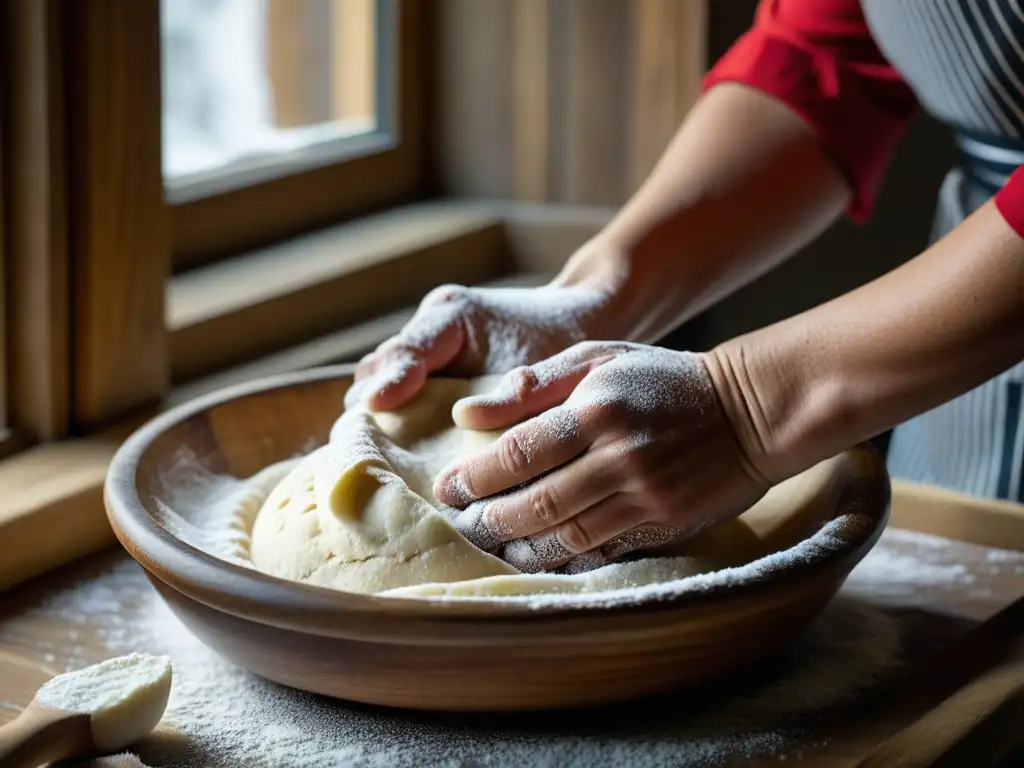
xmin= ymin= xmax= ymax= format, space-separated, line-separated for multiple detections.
xmin=169 ymin=201 xmax=510 ymax=383
xmin=1 ymin=200 xmax=614 ymax=591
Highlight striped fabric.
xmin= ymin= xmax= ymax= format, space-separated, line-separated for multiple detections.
xmin=861 ymin=0 xmax=1024 ymax=501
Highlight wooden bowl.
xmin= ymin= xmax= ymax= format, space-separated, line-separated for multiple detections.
xmin=105 ymin=365 xmax=891 ymax=711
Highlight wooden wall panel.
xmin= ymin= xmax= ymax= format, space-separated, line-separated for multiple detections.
xmin=512 ymin=0 xmax=551 ymax=202
xmin=1 ymin=0 xmax=70 ymax=441
xmin=628 ymin=0 xmax=707 ymax=191
xmin=560 ymin=0 xmax=629 ymax=205
xmin=66 ymin=0 xmax=170 ymax=430
xmin=435 ymin=0 xmax=518 ymax=198
xmin=434 ymin=0 xmax=707 ymax=207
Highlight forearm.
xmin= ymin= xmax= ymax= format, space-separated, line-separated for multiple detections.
xmin=708 ymin=200 xmax=1024 ymax=482
xmin=552 ymin=83 xmax=850 ymax=343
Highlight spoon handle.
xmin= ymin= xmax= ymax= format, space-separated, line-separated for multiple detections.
xmin=0 ymin=704 xmax=93 ymax=768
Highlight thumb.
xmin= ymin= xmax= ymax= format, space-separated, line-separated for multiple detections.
xmin=452 ymin=342 xmax=617 ymax=430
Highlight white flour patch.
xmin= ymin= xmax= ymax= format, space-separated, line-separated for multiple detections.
xmin=32 ymin=528 xmax=1018 ymax=766
xmin=35 ymin=561 xmax=904 ymax=767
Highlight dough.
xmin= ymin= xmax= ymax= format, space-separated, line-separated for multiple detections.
xmin=250 ymin=378 xmax=519 ymax=593
xmin=250 ymin=378 xmax=838 ymax=597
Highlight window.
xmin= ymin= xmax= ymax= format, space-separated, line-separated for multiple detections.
xmin=163 ymin=0 xmax=425 ymax=267
xmin=162 ymin=0 xmax=380 ymax=192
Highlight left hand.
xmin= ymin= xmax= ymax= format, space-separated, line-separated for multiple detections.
xmin=433 ymin=341 xmax=771 ymax=573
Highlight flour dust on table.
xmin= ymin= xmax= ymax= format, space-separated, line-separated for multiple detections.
xmin=31 ymin=555 xmax=913 ymax=768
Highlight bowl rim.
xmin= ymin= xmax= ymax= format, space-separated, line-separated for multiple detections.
xmin=105 ymin=364 xmax=892 ymax=637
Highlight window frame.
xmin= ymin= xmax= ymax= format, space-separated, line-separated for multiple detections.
xmin=1 ymin=0 xmax=70 ymax=444
xmin=167 ymin=0 xmax=428 ymax=269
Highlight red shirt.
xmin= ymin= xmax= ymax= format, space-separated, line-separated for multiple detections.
xmin=703 ymin=0 xmax=1024 ymax=236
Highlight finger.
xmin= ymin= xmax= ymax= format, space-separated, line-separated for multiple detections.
xmin=433 ymin=405 xmax=590 ymax=505
xmin=452 ymin=343 xmax=618 ymax=431
xmin=345 ymin=313 xmax=465 ymax=411
xmin=502 ymin=493 xmax=643 ymax=572
xmin=475 ymin=445 xmax=624 ymax=542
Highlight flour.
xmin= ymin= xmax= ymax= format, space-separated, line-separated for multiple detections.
xmin=36 ymin=653 xmax=172 ymax=752
xmin=84 ymin=754 xmax=153 ymax=768
xmin=32 ymin=546 xmax=918 ymax=767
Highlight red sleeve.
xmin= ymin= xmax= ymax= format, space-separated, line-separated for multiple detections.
xmin=995 ymin=166 xmax=1024 ymax=237
xmin=702 ymin=0 xmax=918 ymax=223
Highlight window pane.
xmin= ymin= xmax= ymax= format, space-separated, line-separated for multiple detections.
xmin=161 ymin=0 xmax=384 ymax=193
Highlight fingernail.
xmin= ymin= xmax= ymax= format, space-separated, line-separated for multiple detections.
xmin=434 ymin=467 xmax=472 ymax=507
xmin=452 ymin=393 xmax=510 ymax=428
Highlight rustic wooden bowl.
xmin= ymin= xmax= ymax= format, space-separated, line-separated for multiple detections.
xmin=105 ymin=365 xmax=891 ymax=711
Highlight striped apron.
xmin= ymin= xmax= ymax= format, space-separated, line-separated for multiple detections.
xmin=862 ymin=0 xmax=1024 ymax=501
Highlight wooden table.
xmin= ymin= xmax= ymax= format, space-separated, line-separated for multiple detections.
xmin=2 ymin=481 xmax=1024 ymax=767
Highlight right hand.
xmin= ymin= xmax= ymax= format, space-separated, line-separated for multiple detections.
xmin=344 ymin=281 xmax=613 ymax=411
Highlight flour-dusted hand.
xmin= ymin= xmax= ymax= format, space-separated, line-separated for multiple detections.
xmin=344 ymin=283 xmax=613 ymax=412
xmin=433 ymin=342 xmax=772 ymax=572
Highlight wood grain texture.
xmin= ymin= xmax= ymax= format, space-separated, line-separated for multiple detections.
xmin=1 ymin=0 xmax=70 ymax=441
xmin=0 ymin=703 xmax=93 ymax=767
xmin=0 ymin=440 xmax=117 ymax=591
xmin=102 ymin=364 xmax=889 ymax=710
xmin=66 ymin=0 xmax=170 ymax=431
xmin=855 ymin=596 xmax=1024 ymax=767
xmin=628 ymin=0 xmax=708 ymax=192
xmin=890 ymin=480 xmax=1024 ymax=550
xmin=167 ymin=203 xmax=508 ymax=383
xmin=434 ymin=0 xmax=707 ymax=205
xmin=512 ymin=0 xmax=551 ymax=202
xmin=171 ymin=0 xmax=427 ymax=265
xmin=559 ymin=0 xmax=628 ymax=205
xmin=0 ymin=110 xmax=6 ymax=431
xmin=434 ymin=0 xmax=518 ymax=199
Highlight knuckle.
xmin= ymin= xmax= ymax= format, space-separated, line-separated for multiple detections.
xmin=496 ymin=431 xmax=531 ymax=477
xmin=557 ymin=516 xmax=595 ymax=554
xmin=423 ymin=283 xmax=468 ymax=308
xmin=507 ymin=366 xmax=541 ymax=402
xmin=526 ymin=484 xmax=563 ymax=527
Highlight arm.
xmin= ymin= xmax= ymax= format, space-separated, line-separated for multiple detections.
xmin=350 ymin=0 xmax=915 ymax=411
xmin=555 ymin=0 xmax=917 ymax=343
xmin=440 ymin=195 xmax=1022 ymax=571
xmin=707 ymin=187 xmax=1024 ymax=484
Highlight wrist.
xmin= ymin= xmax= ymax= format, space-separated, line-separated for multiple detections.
xmin=548 ymin=235 xmax=645 ymax=341
xmin=702 ymin=332 xmax=853 ymax=484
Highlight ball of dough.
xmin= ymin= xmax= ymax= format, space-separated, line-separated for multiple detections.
xmin=250 ymin=378 xmax=518 ymax=594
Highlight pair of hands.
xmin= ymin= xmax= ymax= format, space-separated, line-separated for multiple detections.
xmin=347 ymin=283 xmax=771 ymax=573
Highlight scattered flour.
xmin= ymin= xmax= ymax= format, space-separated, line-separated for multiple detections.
xmin=28 ymin=520 xmax=1021 ymax=766
xmin=83 ymin=754 xmax=154 ymax=768
xmin=33 ymin=555 xmax=907 ymax=767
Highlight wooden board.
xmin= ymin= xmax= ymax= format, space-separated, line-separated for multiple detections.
xmin=2 ymin=483 xmax=1024 ymax=765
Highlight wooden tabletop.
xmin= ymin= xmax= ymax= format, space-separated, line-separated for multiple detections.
xmin=3 ymin=507 xmax=1024 ymax=766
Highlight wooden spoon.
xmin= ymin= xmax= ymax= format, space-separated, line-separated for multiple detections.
xmin=0 ymin=652 xmax=171 ymax=768
xmin=0 ymin=703 xmax=93 ymax=767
